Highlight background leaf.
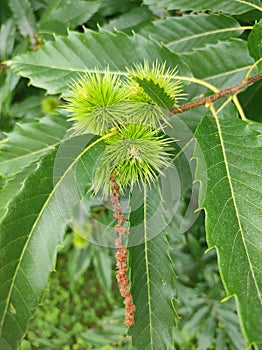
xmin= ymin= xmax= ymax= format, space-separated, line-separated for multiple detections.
xmin=182 ymin=39 xmax=255 ymax=97
xmin=0 ymin=19 xmax=16 ymax=61
xmin=194 ymin=116 xmax=262 ymax=349
xmin=96 ymin=0 xmax=141 ymax=18
xmin=93 ymin=248 xmax=112 ymax=300
xmin=239 ymin=80 xmax=262 ymax=122
xmin=8 ymin=0 xmax=37 ymax=37
xmin=0 ymin=71 xmax=20 ymax=130
xmin=8 ymin=93 xmax=46 ymax=121
xmin=139 ymin=13 xmax=244 ymax=53
xmin=39 ymin=0 xmax=101 ymax=33
xmin=102 ymin=5 xmax=155 ymax=34
xmin=7 ymin=30 xmax=191 ymax=94
xmin=142 ymin=0 xmax=262 ymax=15
xmin=248 ymin=18 xmax=262 ymax=73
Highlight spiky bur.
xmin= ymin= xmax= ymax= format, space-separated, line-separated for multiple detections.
xmin=64 ymin=68 xmax=133 ymax=135
xmin=92 ymin=124 xmax=172 ymax=196
xmin=109 ymin=176 xmax=136 ymax=327
xmin=126 ymin=61 xmax=184 ymax=129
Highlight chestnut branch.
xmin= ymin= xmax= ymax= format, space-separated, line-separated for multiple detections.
xmin=170 ymin=74 xmax=262 ymax=115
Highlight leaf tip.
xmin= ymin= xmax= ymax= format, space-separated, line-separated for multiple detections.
xmin=221 ymin=294 xmax=234 ymax=303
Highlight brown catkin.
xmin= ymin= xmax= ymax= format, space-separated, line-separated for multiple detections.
xmin=109 ymin=176 xmax=136 ymax=327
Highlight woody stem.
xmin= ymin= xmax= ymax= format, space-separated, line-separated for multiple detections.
xmin=170 ymin=74 xmax=262 ymax=115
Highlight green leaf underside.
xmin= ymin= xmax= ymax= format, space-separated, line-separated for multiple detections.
xmin=8 ymin=0 xmax=37 ymax=37
xmin=139 ymin=13 xmax=243 ymax=53
xmin=194 ymin=117 xmax=262 ymax=348
xmin=129 ymin=184 xmax=177 ymax=350
xmin=143 ymin=0 xmax=262 ymax=14
xmin=7 ymin=30 xmax=191 ymax=94
xmin=0 ymin=135 xmax=105 ymax=349
xmin=134 ymin=77 xmax=175 ymax=109
xmin=0 ymin=115 xmax=69 ymax=179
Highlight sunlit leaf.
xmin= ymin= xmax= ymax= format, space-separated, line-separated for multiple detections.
xmin=139 ymin=14 xmax=243 ymax=53
xmin=7 ymin=30 xmax=191 ymax=94
xmin=143 ymin=0 xmax=262 ymax=15
xmin=194 ymin=116 xmax=262 ymax=348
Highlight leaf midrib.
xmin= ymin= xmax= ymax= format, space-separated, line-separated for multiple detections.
xmin=9 ymin=61 xmax=128 ymax=76
xmin=143 ymin=184 xmax=154 ymax=349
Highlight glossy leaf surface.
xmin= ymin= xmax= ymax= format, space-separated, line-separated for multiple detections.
xmin=139 ymin=14 xmax=243 ymax=53
xmin=194 ymin=116 xmax=262 ymax=349
xmin=7 ymin=30 xmax=191 ymax=94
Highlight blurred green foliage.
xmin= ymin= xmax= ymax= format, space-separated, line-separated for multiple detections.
xmin=19 ymin=234 xmax=132 ymax=350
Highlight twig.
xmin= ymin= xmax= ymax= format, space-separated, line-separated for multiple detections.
xmin=170 ymin=74 xmax=262 ymax=115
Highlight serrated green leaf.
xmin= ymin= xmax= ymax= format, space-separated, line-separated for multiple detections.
xmin=7 ymin=30 xmax=191 ymax=94
xmin=194 ymin=116 xmax=262 ymax=349
xmin=248 ymin=19 xmax=262 ymax=73
xmin=0 ymin=134 xmax=105 ymax=349
xmin=139 ymin=13 xmax=244 ymax=53
xmin=134 ymin=77 xmax=175 ymax=109
xmin=102 ymin=6 xmax=155 ymax=34
xmin=0 ymin=151 xmax=66 ymax=350
xmin=8 ymin=0 xmax=37 ymax=37
xmin=0 ymin=115 xmax=69 ymax=179
xmin=143 ymin=0 xmax=262 ymax=14
xmin=39 ymin=0 xmax=101 ymax=32
xmin=129 ymin=184 xmax=177 ymax=350
xmin=182 ymin=39 xmax=255 ymax=95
